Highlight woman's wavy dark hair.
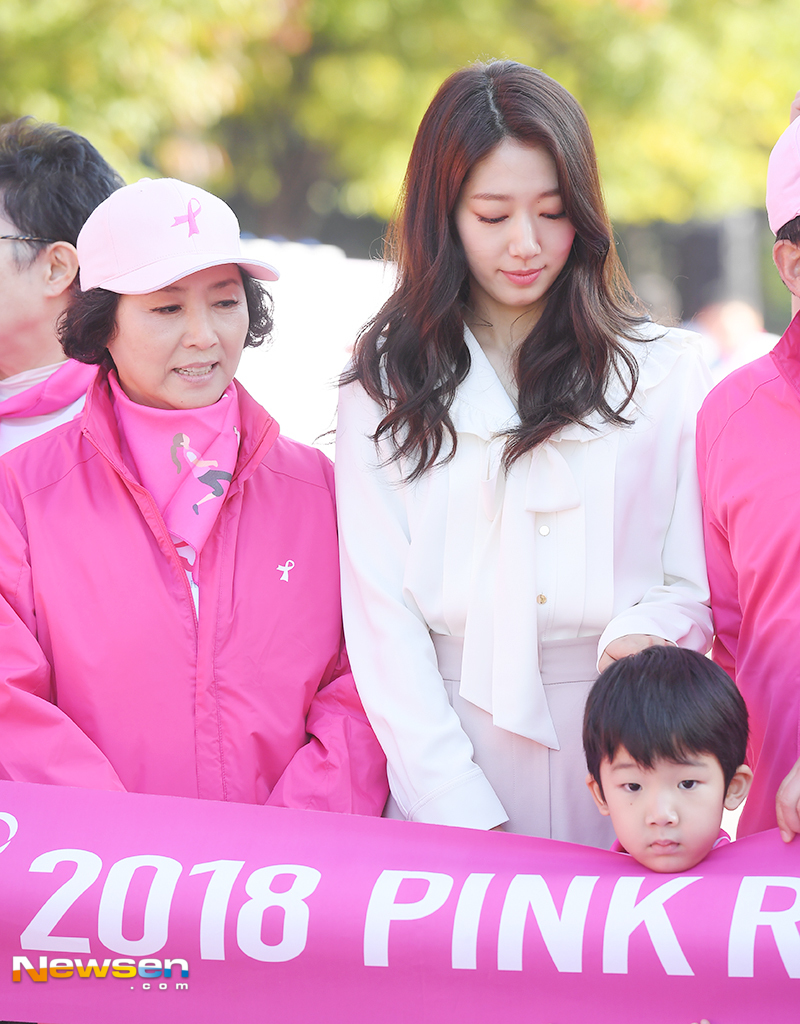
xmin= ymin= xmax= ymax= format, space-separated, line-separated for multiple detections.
xmin=59 ymin=268 xmax=273 ymax=367
xmin=343 ymin=60 xmax=647 ymax=479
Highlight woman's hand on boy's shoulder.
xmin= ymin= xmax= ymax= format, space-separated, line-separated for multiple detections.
xmin=598 ymin=634 xmax=675 ymax=672
xmin=776 ymin=755 xmax=800 ymax=842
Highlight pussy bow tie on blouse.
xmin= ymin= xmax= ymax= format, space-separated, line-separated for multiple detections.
xmin=453 ymin=328 xmax=623 ymax=747
xmin=457 ymin=430 xmax=618 ymax=748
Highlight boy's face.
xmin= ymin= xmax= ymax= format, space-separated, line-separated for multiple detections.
xmin=587 ymin=747 xmax=739 ymax=873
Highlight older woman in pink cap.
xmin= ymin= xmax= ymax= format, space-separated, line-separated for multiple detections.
xmin=0 ymin=177 xmax=387 ymax=814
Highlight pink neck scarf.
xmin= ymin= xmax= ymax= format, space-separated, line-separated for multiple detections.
xmin=0 ymin=360 xmax=96 ymax=418
xmin=109 ymin=373 xmax=241 ymax=576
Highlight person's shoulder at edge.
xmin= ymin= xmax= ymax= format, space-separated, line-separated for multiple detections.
xmin=262 ymin=431 xmax=335 ymax=493
xmin=613 ymin=319 xmax=710 ymax=399
xmin=0 ymin=415 xmax=93 ymax=543
xmin=231 ymin=379 xmax=336 ymax=495
xmin=627 ymin=319 xmax=706 ymax=358
xmin=0 ymin=411 xmax=90 ymax=487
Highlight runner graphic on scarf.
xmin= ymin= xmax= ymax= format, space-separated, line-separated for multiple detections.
xmin=170 ymin=432 xmax=233 ymax=515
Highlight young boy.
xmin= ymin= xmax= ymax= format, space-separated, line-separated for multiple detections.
xmin=583 ymin=646 xmax=753 ymax=872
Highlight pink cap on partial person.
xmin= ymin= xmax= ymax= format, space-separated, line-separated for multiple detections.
xmin=767 ymin=118 xmax=800 ymax=235
xmin=77 ymin=177 xmax=279 ymax=293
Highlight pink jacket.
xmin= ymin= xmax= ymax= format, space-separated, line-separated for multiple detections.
xmin=0 ymin=372 xmax=387 ymax=813
xmin=697 ymin=314 xmax=800 ymax=836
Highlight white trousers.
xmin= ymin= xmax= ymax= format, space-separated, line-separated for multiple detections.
xmin=432 ymin=633 xmax=615 ymax=848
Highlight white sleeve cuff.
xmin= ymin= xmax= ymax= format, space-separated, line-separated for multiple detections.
xmin=404 ymin=767 xmax=508 ymax=830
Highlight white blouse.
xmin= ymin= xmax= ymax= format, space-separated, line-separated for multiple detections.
xmin=335 ymin=324 xmax=713 ymax=829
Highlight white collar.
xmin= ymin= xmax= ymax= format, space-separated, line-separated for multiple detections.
xmin=449 ymin=321 xmax=694 ymax=444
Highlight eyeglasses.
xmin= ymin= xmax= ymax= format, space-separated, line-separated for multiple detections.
xmin=0 ymin=234 xmax=57 ymax=243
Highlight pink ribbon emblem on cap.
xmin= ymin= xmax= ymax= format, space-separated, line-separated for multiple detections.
xmin=172 ymin=197 xmax=202 ymax=237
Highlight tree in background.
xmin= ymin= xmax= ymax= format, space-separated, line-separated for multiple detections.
xmin=0 ymin=0 xmax=796 ymax=244
xmin=0 ymin=0 xmax=285 ymax=187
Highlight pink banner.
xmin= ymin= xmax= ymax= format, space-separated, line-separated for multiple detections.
xmin=0 ymin=779 xmax=797 ymax=1023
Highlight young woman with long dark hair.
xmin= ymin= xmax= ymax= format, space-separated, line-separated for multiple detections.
xmin=335 ymin=60 xmax=712 ymax=844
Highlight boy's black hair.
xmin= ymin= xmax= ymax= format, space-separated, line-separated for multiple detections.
xmin=583 ymin=646 xmax=748 ymax=796
xmin=0 ymin=116 xmax=123 ymax=267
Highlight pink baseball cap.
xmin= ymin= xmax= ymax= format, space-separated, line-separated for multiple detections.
xmin=77 ymin=177 xmax=279 ymax=293
xmin=767 ymin=118 xmax=800 ymax=235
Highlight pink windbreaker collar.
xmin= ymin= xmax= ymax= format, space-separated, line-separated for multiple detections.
xmin=770 ymin=309 xmax=800 ymax=402
xmin=0 ymin=359 xmax=96 ymax=418
xmin=80 ymin=371 xmax=281 ymax=495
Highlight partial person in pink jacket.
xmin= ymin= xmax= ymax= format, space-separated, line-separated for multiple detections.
xmin=0 ymin=117 xmax=124 ymax=454
xmin=697 ymin=101 xmax=800 ymax=842
xmin=0 ymin=176 xmax=387 ymax=814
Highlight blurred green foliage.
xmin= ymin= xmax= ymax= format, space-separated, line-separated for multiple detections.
xmin=0 ymin=0 xmax=796 ymax=237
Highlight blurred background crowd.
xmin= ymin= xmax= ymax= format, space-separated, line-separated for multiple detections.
xmin=2 ymin=0 xmax=796 ymax=443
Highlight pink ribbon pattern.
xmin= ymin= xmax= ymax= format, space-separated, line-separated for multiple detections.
xmin=172 ymin=198 xmax=202 ymax=237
